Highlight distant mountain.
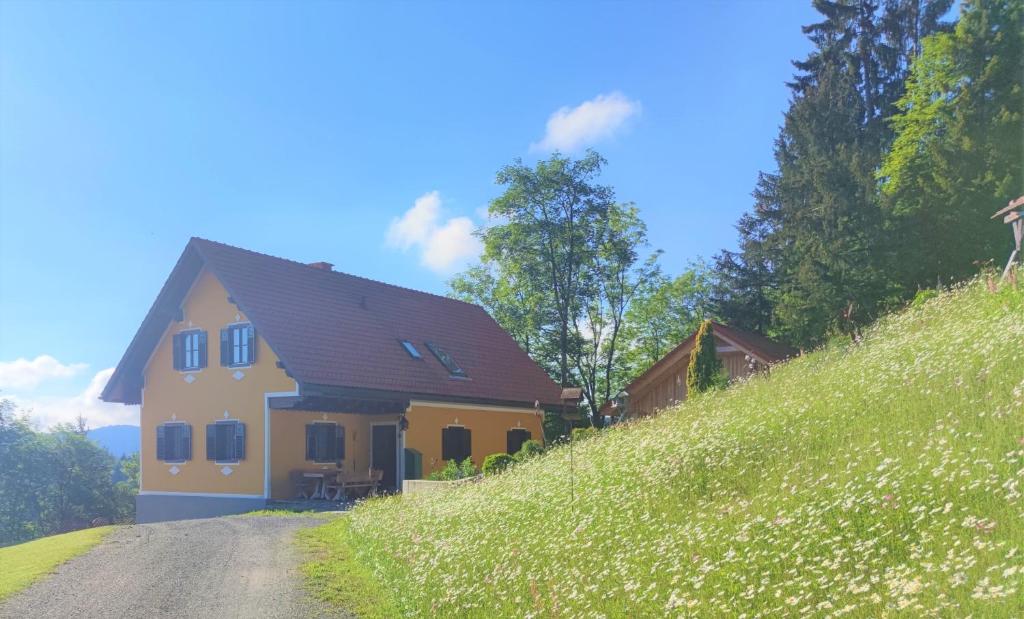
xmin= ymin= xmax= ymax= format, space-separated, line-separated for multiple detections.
xmin=87 ymin=425 xmax=140 ymax=458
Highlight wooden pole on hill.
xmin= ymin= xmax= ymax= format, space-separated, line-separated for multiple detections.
xmin=560 ymin=388 xmax=583 ymax=511
xmin=993 ymin=195 xmax=1024 ymax=279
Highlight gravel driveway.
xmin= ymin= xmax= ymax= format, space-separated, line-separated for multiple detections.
xmin=0 ymin=515 xmax=343 ymax=619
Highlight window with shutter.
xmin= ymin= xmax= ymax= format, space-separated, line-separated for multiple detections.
xmin=305 ymin=423 xmax=344 ymax=463
xmin=206 ymin=420 xmax=244 ymax=462
xmin=222 ymin=324 xmax=255 ymax=367
xmin=441 ymin=426 xmax=471 ymax=462
xmin=506 ymin=428 xmax=531 ymax=455
xmin=157 ymin=423 xmax=191 ymax=462
xmin=174 ymin=330 xmax=207 ymax=371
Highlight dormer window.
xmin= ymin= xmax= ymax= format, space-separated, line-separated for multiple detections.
xmin=172 ymin=330 xmax=207 ymax=371
xmin=425 ymin=342 xmax=466 ymax=378
xmin=400 ymin=340 xmax=422 ymax=359
xmin=221 ymin=323 xmax=255 ymax=367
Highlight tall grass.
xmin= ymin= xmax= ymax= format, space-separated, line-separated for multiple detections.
xmin=306 ymin=276 xmax=1023 ymax=617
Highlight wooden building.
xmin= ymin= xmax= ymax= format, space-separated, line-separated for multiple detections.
xmin=604 ymin=322 xmax=795 ymax=419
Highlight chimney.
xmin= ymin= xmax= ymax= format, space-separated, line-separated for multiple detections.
xmin=308 ymin=262 xmax=334 ymax=271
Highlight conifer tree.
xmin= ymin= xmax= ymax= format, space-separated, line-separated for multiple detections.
xmin=713 ymin=0 xmax=953 ymax=347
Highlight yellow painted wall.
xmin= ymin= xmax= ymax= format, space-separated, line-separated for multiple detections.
xmin=140 ymin=269 xmax=294 ymax=496
xmin=139 ymin=268 xmax=546 ymax=494
xmin=268 ymin=410 xmax=376 ymax=500
xmin=405 ymin=403 xmax=544 ymax=475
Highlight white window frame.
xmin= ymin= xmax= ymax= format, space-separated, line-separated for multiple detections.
xmin=226 ymin=322 xmax=253 ymax=368
xmin=181 ymin=330 xmax=202 ymax=371
xmin=212 ymin=418 xmax=242 ymax=465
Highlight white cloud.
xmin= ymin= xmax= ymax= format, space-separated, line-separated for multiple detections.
xmin=386 ymin=191 xmax=442 ymax=250
xmin=7 ymin=367 xmax=139 ymax=430
xmin=531 ymin=91 xmax=641 ymax=152
xmin=0 ymin=355 xmax=88 ymax=390
xmin=422 ymin=217 xmax=478 ymax=272
xmin=386 ymin=191 xmax=482 ymax=274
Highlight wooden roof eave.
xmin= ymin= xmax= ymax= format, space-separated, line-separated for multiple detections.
xmin=101 ymin=239 xmax=300 ymax=405
xmin=296 ymin=382 xmax=557 ymax=412
xmin=713 ymin=331 xmax=772 ymax=366
xmin=992 ymin=195 xmax=1024 ymax=219
xmin=100 ymin=246 xmax=205 ymax=404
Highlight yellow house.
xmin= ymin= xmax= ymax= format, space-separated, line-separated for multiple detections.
xmin=102 ymin=238 xmax=561 ymax=522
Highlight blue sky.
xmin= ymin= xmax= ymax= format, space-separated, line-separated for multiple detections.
xmin=0 ymin=0 xmax=816 ymax=427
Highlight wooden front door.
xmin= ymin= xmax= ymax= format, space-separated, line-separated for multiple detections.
xmin=371 ymin=425 xmax=398 ymax=492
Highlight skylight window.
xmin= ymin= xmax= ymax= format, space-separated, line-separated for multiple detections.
xmin=425 ymin=342 xmax=466 ymax=378
xmin=400 ymin=340 xmax=422 ymax=359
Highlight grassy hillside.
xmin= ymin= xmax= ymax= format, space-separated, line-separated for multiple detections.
xmin=305 ymin=276 xmax=1023 ymax=617
xmin=0 ymin=526 xmax=114 ymax=601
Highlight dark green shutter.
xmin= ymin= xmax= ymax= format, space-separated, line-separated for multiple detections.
xmin=156 ymin=424 xmax=166 ymax=460
xmin=441 ymin=427 xmax=454 ymax=461
xmin=181 ymin=424 xmax=192 ymax=460
xmin=305 ymin=424 xmax=315 ymax=460
xmin=247 ymin=327 xmax=256 ymax=364
xmin=198 ymin=331 xmax=208 ymax=368
xmin=461 ymin=428 xmax=472 ymax=462
xmin=220 ymin=329 xmax=230 ymax=366
xmin=206 ymin=424 xmax=217 ymax=460
xmin=172 ymin=334 xmax=182 ymax=371
xmin=234 ymin=422 xmax=246 ymax=460
xmin=335 ymin=425 xmax=345 ymax=461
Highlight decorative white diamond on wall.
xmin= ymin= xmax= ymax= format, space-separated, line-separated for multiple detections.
xmin=184 ymin=374 xmax=196 ymax=384
xmin=169 ymin=466 xmax=180 ymax=475
xmin=221 ymin=466 xmax=233 ymax=476
xmin=232 ymin=370 xmax=245 ymax=381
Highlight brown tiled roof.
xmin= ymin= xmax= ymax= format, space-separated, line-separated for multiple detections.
xmin=102 ymin=238 xmax=563 ymax=408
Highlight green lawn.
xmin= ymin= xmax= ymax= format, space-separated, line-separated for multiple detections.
xmin=0 ymin=526 xmax=115 ymax=601
xmin=304 ymin=274 xmax=1023 ymax=617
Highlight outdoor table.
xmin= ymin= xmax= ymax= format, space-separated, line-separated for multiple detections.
xmin=301 ymin=471 xmax=329 ymax=499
